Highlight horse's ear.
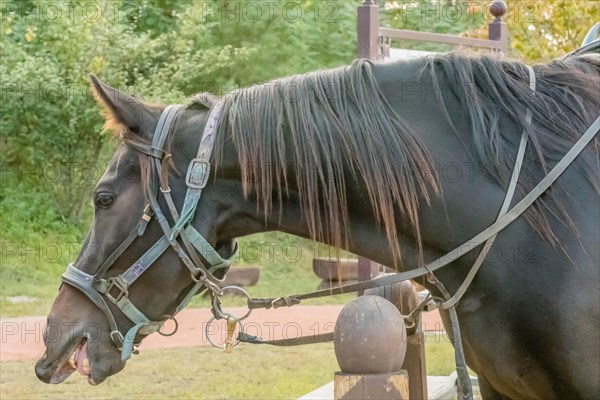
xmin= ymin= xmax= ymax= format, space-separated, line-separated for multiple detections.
xmin=90 ymin=74 xmax=157 ymax=139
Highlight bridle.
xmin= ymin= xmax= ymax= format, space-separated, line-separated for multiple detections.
xmin=58 ymin=44 xmax=600 ymax=398
xmin=61 ymin=102 xmax=237 ymax=361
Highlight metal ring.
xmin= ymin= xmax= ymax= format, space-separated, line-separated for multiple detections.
xmin=204 ymin=316 xmax=243 ymax=349
xmin=158 ymin=316 xmax=179 ymax=337
xmin=211 ymin=285 xmax=253 ymax=321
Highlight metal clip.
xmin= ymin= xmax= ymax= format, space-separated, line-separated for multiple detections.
xmin=223 ymin=316 xmax=237 ymax=353
xmin=204 ymin=316 xmax=243 ymax=350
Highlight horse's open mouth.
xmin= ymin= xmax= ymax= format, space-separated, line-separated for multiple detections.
xmin=50 ymin=337 xmax=97 ymax=385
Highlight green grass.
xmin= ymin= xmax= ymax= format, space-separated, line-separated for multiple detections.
xmin=0 ymin=336 xmax=458 ymax=399
xmin=0 ymin=229 xmax=84 ymax=316
xmin=1 ymin=229 xmax=355 ymax=317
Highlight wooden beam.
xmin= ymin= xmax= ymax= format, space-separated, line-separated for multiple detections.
xmin=380 ymin=28 xmax=505 ymax=50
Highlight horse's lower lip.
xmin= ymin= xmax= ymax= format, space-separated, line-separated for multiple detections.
xmin=49 ymin=355 xmax=76 ymax=384
xmin=49 ymin=337 xmax=87 ymax=384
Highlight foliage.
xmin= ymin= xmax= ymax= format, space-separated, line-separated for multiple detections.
xmin=381 ymin=0 xmax=488 ymax=52
xmin=1 ymin=0 xmax=357 ymax=235
xmin=381 ymin=0 xmax=598 ymax=61
xmin=505 ymin=0 xmax=599 ymax=62
xmin=0 ymin=0 xmax=359 ymax=317
xmin=1 ymin=0 xmax=157 ymax=224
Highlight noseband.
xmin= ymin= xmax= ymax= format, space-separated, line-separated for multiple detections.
xmin=61 ymin=102 xmax=237 ymax=361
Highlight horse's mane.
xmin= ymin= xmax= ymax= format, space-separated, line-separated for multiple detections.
xmin=211 ymin=54 xmax=600 ymax=264
xmin=423 ymin=53 xmax=600 ymax=247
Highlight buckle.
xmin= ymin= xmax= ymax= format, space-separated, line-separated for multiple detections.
xmin=185 ymin=158 xmax=210 ymax=190
xmin=105 ymin=276 xmax=129 ymax=304
xmin=110 ymin=330 xmax=125 ymax=349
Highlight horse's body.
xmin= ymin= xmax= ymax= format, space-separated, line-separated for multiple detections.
xmin=36 ymin=53 xmax=599 ymax=399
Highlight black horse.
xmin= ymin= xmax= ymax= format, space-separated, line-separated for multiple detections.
xmin=35 ymin=52 xmax=599 ymax=399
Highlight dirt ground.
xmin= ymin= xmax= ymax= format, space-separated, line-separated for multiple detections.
xmin=1 ymin=305 xmax=443 ymax=362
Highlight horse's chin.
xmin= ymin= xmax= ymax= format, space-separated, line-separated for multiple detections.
xmin=36 ymin=332 xmax=125 ymax=386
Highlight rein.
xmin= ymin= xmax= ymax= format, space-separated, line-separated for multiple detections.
xmin=237 ymin=67 xmax=600 ymax=399
xmin=61 ymin=102 xmax=239 ymax=361
xmin=60 ymin=50 xmax=599 ymax=398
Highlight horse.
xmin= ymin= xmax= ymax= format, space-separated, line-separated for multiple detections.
xmin=35 ymin=51 xmax=599 ymax=399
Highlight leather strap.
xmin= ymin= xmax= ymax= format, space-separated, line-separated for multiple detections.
xmin=237 ymin=332 xmax=335 ymax=346
xmin=440 ymin=64 xmax=536 ymax=310
xmin=171 ymin=101 xmax=224 ymax=238
xmin=248 ymin=114 xmax=600 ymax=310
xmin=123 ymin=140 xmax=165 ymax=159
xmin=61 ymin=102 xmax=237 ymax=361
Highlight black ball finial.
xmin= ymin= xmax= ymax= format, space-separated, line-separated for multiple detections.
xmin=334 ymin=296 xmax=407 ymax=374
xmin=490 ymin=1 xmax=507 ymax=19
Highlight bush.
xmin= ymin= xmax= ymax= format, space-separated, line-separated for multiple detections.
xmin=1 ymin=0 xmax=357 ymax=236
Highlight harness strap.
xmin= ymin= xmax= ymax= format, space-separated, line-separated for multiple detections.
xmin=171 ymin=101 xmax=224 ymax=239
xmin=238 ymin=332 xmax=335 ymax=346
xmin=248 ymin=114 xmax=600 ymax=310
xmin=439 ymin=64 xmax=536 ymax=310
xmin=62 ymin=265 xmax=120 ymax=332
xmin=123 ymin=140 xmax=165 ymax=159
xmin=93 ymin=211 xmax=152 ymax=281
xmin=62 ymin=102 xmax=238 ymax=361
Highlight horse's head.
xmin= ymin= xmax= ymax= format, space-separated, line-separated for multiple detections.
xmin=35 ymin=77 xmax=237 ymax=385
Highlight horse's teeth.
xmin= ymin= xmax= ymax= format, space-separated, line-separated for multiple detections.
xmin=82 ymin=359 xmax=90 ymax=375
xmin=68 ymin=352 xmax=77 ymax=369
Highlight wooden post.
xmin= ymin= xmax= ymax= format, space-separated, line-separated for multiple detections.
xmin=488 ymin=0 xmax=508 ymax=53
xmin=334 ymin=296 xmax=409 ymax=399
xmin=357 ymin=257 xmax=378 ymax=296
xmin=365 ymin=281 xmax=428 ymax=400
xmin=357 ymin=0 xmax=380 ymax=60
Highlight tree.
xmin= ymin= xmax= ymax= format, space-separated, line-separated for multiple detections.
xmin=506 ymin=0 xmax=599 ymax=62
xmin=0 ymin=0 xmax=357 ymax=232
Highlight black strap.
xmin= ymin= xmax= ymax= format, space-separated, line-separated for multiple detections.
xmin=237 ymin=332 xmax=334 ymax=346
xmin=124 ymin=139 xmax=165 ymax=159
xmin=248 ymin=270 xmax=427 ymax=310
xmin=249 ymin=114 xmax=600 ymax=310
xmin=93 ymin=215 xmax=149 ymax=281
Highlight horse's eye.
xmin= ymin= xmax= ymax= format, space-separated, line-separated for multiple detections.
xmin=95 ymin=194 xmax=114 ymax=208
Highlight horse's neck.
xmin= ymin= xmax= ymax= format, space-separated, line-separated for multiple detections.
xmin=202 ymin=61 xmax=530 ymax=295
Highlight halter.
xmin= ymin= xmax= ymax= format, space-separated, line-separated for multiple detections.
xmin=61 ymin=102 xmax=238 ymax=361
